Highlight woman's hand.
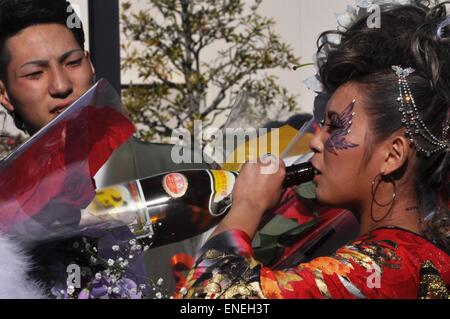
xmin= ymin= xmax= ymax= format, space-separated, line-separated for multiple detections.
xmin=210 ymin=155 xmax=286 ymax=240
xmin=232 ymin=155 xmax=286 ymax=214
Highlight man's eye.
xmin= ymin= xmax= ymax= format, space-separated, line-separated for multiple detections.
xmin=25 ymin=72 xmax=43 ymax=80
xmin=67 ymin=58 xmax=82 ymax=66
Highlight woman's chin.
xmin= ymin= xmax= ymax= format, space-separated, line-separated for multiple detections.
xmin=314 ymin=192 xmax=341 ymax=208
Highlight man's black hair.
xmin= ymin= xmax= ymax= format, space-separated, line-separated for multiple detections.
xmin=0 ymin=0 xmax=85 ymax=82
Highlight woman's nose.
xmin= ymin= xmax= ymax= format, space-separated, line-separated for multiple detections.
xmin=309 ymin=130 xmax=323 ymax=154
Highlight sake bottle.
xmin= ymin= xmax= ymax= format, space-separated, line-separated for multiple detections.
xmin=79 ymin=162 xmax=314 ymax=247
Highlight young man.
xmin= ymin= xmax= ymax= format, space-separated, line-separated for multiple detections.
xmin=0 ymin=1 xmax=95 ymax=135
xmin=0 ymin=0 xmax=208 ymax=298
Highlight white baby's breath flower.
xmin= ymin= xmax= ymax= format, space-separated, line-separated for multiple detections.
xmin=107 ymin=259 xmax=115 ymax=266
xmin=95 ymin=272 xmax=102 ymax=280
xmin=67 ymin=286 xmax=75 ymax=295
xmin=157 ymin=278 xmax=164 ymax=286
xmin=112 ymin=245 xmax=120 ymax=252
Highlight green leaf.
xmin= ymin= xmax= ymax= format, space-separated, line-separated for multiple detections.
xmin=252 ymin=214 xmax=319 ymax=266
xmin=294 ymin=181 xmax=316 ymax=200
xmin=258 ymin=215 xmax=302 ymax=237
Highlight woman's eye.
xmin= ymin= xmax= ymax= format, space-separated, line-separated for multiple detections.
xmin=326 ymin=121 xmax=342 ymax=132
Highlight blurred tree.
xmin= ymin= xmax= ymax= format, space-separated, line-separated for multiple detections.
xmin=121 ymin=0 xmax=304 ymax=142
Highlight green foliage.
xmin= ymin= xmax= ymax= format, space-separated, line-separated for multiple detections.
xmin=121 ymin=0 xmax=301 ymax=142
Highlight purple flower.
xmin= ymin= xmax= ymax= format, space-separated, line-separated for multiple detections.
xmin=78 ymin=289 xmax=91 ymax=299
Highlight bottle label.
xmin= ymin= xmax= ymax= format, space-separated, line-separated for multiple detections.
xmin=162 ymin=173 xmax=189 ymax=198
xmin=206 ymin=170 xmax=237 ymax=216
xmin=80 ymin=182 xmax=153 ymax=238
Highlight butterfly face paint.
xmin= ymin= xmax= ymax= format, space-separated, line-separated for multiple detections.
xmin=323 ymin=99 xmax=359 ymax=156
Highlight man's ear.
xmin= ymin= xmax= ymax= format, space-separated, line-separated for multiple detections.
xmin=84 ymin=51 xmax=96 ymax=82
xmin=0 ymin=80 xmax=14 ymax=112
xmin=381 ymin=134 xmax=411 ymax=175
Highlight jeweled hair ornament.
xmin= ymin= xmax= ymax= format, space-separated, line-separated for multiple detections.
xmin=392 ymin=65 xmax=449 ymax=157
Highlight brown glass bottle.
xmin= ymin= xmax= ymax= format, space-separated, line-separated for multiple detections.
xmin=80 ymin=162 xmax=314 ymax=247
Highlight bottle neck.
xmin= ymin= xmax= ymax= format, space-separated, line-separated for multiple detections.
xmin=283 ymin=162 xmax=314 ymax=188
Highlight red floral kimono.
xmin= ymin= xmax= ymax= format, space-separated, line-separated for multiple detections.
xmin=178 ymin=227 xmax=450 ymax=299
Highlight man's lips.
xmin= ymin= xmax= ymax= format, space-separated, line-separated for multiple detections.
xmin=50 ymin=101 xmax=74 ymax=114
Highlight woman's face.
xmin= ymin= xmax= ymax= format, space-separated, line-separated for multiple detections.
xmin=310 ymin=82 xmax=384 ymax=210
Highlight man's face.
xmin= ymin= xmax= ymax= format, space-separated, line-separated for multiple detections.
xmin=0 ymin=23 xmax=95 ymax=134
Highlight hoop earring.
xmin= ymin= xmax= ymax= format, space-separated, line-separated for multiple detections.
xmin=370 ymin=173 xmax=397 ymax=223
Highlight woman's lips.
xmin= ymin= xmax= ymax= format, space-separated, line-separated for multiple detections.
xmin=309 ymin=162 xmax=322 ymax=184
xmin=310 ymin=162 xmax=322 ymax=175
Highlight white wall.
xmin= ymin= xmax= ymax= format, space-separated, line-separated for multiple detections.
xmin=120 ymin=0 xmax=355 ymax=115
xmin=259 ymin=0 xmax=354 ymax=114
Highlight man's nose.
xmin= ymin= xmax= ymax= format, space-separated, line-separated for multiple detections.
xmin=49 ymin=67 xmax=73 ymax=98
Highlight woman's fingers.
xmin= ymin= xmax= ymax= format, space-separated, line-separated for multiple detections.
xmin=232 ymin=155 xmax=286 ymax=213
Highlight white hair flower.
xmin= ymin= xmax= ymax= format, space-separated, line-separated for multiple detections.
xmin=304 ymin=0 xmax=413 ymax=94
